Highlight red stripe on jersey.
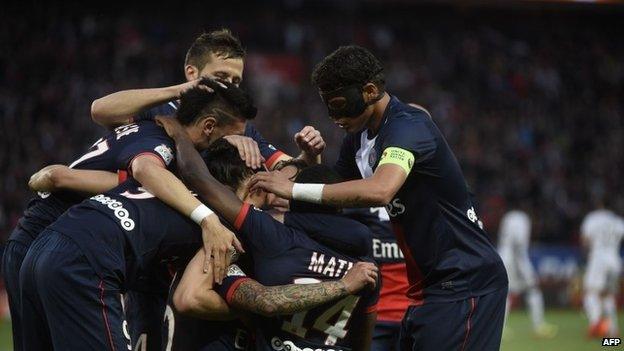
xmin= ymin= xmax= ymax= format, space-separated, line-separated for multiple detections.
xmin=234 ymin=203 xmax=252 ymax=231
xmin=376 ymin=262 xmax=412 ymax=322
xmin=226 ymin=277 xmax=252 ymax=304
xmin=391 ymin=223 xmax=425 ymax=305
xmin=265 ymin=151 xmax=285 ymax=170
xmin=461 ymin=297 xmax=477 ymax=351
xmin=117 ymin=170 xmax=128 ymax=183
xmin=98 ymin=280 xmax=117 ymax=351
xmin=127 ymin=152 xmax=167 ymax=176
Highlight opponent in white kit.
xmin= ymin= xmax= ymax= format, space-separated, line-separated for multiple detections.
xmin=498 ymin=209 xmax=557 ymax=338
xmin=582 ymin=207 xmax=624 ymax=338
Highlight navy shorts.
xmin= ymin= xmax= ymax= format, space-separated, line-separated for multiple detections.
xmin=372 ymin=321 xmax=401 ymax=351
xmin=19 ymin=229 xmax=131 ymax=350
xmin=1 ymin=239 xmax=30 ymax=351
xmin=399 ymin=288 xmax=507 ymax=351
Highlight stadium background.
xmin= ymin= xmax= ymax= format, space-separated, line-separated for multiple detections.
xmin=0 ymin=0 xmax=623 ymax=350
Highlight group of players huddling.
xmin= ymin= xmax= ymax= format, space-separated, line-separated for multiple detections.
xmin=2 ymin=29 xmax=508 ymax=351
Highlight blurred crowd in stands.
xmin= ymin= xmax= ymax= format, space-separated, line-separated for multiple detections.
xmin=1 ymin=2 xmax=623 ymax=245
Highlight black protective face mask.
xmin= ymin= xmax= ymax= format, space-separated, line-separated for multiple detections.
xmin=320 ymin=84 xmax=369 ymax=118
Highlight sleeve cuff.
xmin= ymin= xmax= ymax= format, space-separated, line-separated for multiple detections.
xmin=225 ymin=277 xmax=252 ymax=304
xmin=234 ymin=203 xmax=252 ymax=231
xmin=118 ymin=170 xmax=128 ymax=183
xmin=265 ymin=151 xmax=286 ymax=170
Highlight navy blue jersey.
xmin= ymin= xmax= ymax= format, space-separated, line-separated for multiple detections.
xmin=48 ymin=179 xmax=201 ymax=289
xmin=217 ymin=206 xmax=379 ymax=351
xmin=136 ymin=101 xmax=285 ymax=168
xmin=334 ymin=96 xmax=507 ymax=305
xmin=10 ymin=120 xmax=176 ymax=246
xmin=343 ymin=208 xmax=399 ymax=265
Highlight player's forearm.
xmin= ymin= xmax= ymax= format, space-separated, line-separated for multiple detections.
xmin=320 ymin=178 xmax=392 ymax=207
xmin=132 ymin=160 xmax=202 ymax=217
xmin=91 ymin=85 xmax=182 ymax=127
xmin=171 ymin=130 xmax=243 ymax=223
xmin=174 ymin=250 xmax=234 ymax=320
xmin=29 ymin=165 xmax=118 ymax=194
xmin=231 ymin=280 xmax=348 ymax=317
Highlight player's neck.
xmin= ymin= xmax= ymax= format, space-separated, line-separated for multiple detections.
xmin=365 ymin=93 xmax=391 ymax=135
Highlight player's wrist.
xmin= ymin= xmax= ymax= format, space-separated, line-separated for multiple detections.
xmin=292 ymin=183 xmax=324 ymax=203
xmin=191 ymin=204 xmax=215 ymax=226
xmin=337 ymin=278 xmax=352 ymax=295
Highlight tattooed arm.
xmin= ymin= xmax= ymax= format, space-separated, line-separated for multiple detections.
xmin=174 ymin=250 xmax=378 ymax=319
xmin=231 ymin=261 xmax=377 ymax=317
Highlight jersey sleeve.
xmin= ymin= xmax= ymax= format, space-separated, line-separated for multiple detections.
xmin=244 ymin=123 xmax=285 ymax=169
xmin=333 ymin=134 xmax=361 ymax=181
xmin=233 ymin=203 xmax=297 ymax=256
xmin=213 ymin=264 xmax=252 ymax=304
xmin=119 ymin=134 xmax=176 ymax=171
xmin=381 ymin=115 xmax=437 ymax=166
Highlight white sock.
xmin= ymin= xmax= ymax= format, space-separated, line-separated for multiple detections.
xmin=584 ymin=291 xmax=602 ymax=325
xmin=603 ymin=294 xmax=619 ymax=335
xmin=526 ymin=287 xmax=545 ymax=330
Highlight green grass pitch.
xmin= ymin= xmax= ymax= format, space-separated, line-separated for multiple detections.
xmin=0 ymin=310 xmax=620 ymax=350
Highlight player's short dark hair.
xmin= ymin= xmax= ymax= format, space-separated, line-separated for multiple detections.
xmin=185 ymin=29 xmax=246 ymax=69
xmin=202 ymin=138 xmax=254 ymax=191
xmin=290 ymin=165 xmax=343 ymax=215
xmin=311 ymin=45 xmax=385 ymax=93
xmin=176 ymin=79 xmax=256 ymax=126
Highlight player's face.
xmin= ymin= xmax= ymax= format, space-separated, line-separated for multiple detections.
xmin=329 ymin=106 xmax=374 ymax=133
xmin=198 ymin=54 xmax=244 ymax=86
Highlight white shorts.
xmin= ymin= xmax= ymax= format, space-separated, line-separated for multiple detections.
xmin=584 ymin=256 xmax=622 ymax=293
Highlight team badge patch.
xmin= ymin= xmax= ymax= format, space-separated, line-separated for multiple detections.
xmin=227 ymin=264 xmax=247 ymax=277
xmin=154 ymin=144 xmax=174 ymax=165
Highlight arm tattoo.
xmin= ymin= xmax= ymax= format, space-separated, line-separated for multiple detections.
xmin=231 ymin=279 xmax=348 ymax=317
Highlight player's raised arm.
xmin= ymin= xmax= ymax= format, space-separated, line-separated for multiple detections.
xmin=90 ymin=80 xmax=202 ymax=128
xmin=156 ymin=116 xmax=245 ymax=225
xmin=28 ymin=165 xmax=119 ymax=194
xmin=174 ymin=250 xmax=378 ymax=318
xmin=250 ymin=160 xmax=409 ymax=208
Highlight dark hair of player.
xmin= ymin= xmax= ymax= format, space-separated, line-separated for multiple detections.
xmin=290 ymin=165 xmax=343 ymax=215
xmin=311 ymin=45 xmax=385 ymax=93
xmin=176 ymin=78 xmax=257 ymax=126
xmin=202 ymin=138 xmax=255 ymax=191
xmin=185 ymin=29 xmax=246 ymax=69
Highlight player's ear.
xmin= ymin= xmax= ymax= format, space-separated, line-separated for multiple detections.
xmin=185 ymin=65 xmax=199 ymax=81
xmin=362 ymin=83 xmax=379 ymax=103
xmin=200 ymin=116 xmax=217 ymax=137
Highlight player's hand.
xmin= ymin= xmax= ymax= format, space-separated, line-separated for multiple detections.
xmin=177 ymin=77 xmax=214 ymax=97
xmin=294 ymin=126 xmax=325 ymax=158
xmin=223 ymin=135 xmax=264 ymax=170
xmin=249 ymin=170 xmax=294 ymax=199
xmin=340 ymin=262 xmax=378 ymax=294
xmin=155 ymin=115 xmax=187 ymax=140
xmin=200 ymin=215 xmax=244 ymax=284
